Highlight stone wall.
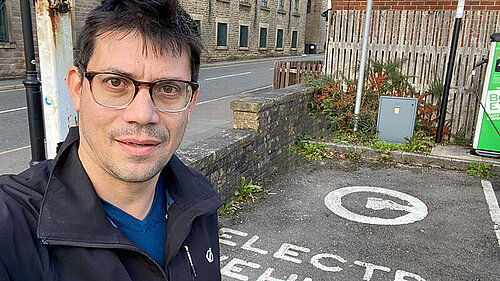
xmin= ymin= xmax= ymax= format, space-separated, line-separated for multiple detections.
xmin=176 ymin=85 xmax=331 ymax=201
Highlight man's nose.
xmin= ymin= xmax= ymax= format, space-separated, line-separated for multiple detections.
xmin=122 ymin=86 xmax=160 ymax=125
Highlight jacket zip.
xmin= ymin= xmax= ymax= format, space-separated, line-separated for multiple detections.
xmin=41 ymin=239 xmax=168 ymax=280
xmin=183 ymin=245 xmax=197 ymax=279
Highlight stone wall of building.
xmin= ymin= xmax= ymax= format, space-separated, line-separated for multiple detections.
xmin=182 ymin=0 xmax=308 ymax=62
xmin=0 ymin=0 xmax=31 ymax=79
xmin=177 ymin=85 xmax=331 ymax=201
xmin=305 ymin=0 xmax=327 ymax=53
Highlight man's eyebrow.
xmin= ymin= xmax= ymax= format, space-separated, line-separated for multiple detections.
xmin=96 ymin=67 xmax=191 ymax=82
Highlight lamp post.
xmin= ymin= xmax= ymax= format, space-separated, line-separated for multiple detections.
xmin=20 ymin=0 xmax=46 ymax=165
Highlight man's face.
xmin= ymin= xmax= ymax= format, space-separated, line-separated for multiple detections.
xmin=67 ymin=32 xmax=197 ymax=183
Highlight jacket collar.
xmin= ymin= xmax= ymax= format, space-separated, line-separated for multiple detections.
xmin=37 ymin=127 xmax=223 ymax=252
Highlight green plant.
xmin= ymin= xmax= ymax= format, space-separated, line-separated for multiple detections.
xmin=345 ymin=150 xmax=362 ymax=160
xmin=467 ymin=162 xmax=493 ymax=178
xmin=219 ymin=177 xmax=265 ymax=216
xmin=234 ymin=177 xmax=262 ymax=203
xmin=288 ymin=136 xmax=333 ymax=160
xmin=400 ymin=132 xmax=434 ymax=154
xmin=372 ymin=141 xmax=401 ymax=151
xmin=378 ymin=152 xmax=393 ymax=164
xmin=308 ymin=59 xmax=453 ymax=146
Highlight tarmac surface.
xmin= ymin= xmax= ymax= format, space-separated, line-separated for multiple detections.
xmin=219 ymin=158 xmax=500 ymax=281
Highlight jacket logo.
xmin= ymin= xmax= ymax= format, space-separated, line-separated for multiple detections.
xmin=206 ymin=247 xmax=214 ymax=263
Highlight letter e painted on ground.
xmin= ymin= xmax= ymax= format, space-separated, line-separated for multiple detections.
xmin=219 ymin=228 xmax=248 ymax=246
xmin=241 ymin=235 xmax=269 ymax=255
xmin=221 ymin=258 xmax=261 ymax=281
xmin=310 ymin=253 xmax=346 ymax=272
xmin=273 ymin=243 xmax=311 ymax=264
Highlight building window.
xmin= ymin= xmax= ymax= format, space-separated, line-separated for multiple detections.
xmin=291 ymin=30 xmax=298 ymax=49
xmin=239 ymin=25 xmax=249 ymax=48
xmin=0 ymin=0 xmax=8 ymax=42
xmin=307 ymin=0 xmax=311 ymax=13
xmin=194 ymin=20 xmax=201 ymax=35
xmin=217 ymin=22 xmax=227 ymax=47
xmin=279 ymin=0 xmax=285 ymax=11
xmin=276 ymin=29 xmax=283 ymax=49
xmin=294 ymin=0 xmax=299 ymax=14
xmin=240 ymin=0 xmax=250 ymax=3
xmin=261 ymin=0 xmax=268 ymax=8
xmin=259 ymin=27 xmax=267 ymax=48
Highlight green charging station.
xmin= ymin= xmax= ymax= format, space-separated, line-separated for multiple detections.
xmin=472 ymin=34 xmax=500 ymax=158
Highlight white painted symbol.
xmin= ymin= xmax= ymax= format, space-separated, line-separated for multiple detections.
xmin=325 ymin=186 xmax=428 ymax=225
xmin=206 ymin=247 xmax=214 ymax=263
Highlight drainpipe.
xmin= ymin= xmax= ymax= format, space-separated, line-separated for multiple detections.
xmin=254 ymin=0 xmax=258 ymax=28
xmin=288 ymin=0 xmax=292 ymax=31
xmin=34 ymin=0 xmax=77 ymax=158
xmin=20 ymin=0 xmax=46 ymax=165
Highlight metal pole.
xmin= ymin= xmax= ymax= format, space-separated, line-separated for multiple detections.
xmin=436 ymin=0 xmax=465 ymax=143
xmin=20 ymin=0 xmax=46 ymax=165
xmin=34 ymin=0 xmax=77 ymax=158
xmin=353 ymin=0 xmax=373 ymax=132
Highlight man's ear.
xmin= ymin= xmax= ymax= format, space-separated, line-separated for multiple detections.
xmin=187 ymin=89 xmax=198 ymax=123
xmin=66 ymin=66 xmax=83 ymax=112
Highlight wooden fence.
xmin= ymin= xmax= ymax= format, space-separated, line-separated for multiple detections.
xmin=273 ymin=60 xmax=324 ymax=90
xmin=325 ymin=10 xmax=500 ymax=141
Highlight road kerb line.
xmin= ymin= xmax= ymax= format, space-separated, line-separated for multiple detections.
xmin=0 ymin=145 xmax=31 ymax=156
xmin=0 ymin=106 xmax=27 ymax=114
xmin=482 ymin=180 xmax=500 ymax=250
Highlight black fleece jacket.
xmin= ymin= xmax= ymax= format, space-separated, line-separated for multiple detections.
xmin=0 ymin=127 xmax=223 ymax=280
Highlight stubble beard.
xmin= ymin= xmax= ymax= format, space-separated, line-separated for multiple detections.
xmin=81 ymin=121 xmax=172 ymax=184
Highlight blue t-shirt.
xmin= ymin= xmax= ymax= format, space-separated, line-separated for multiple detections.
xmin=101 ymin=176 xmax=173 ymax=267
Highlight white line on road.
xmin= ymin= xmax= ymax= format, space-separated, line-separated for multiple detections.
xmin=0 ymin=106 xmax=27 ymax=114
xmin=204 ymin=72 xmax=251 ymax=81
xmin=482 ymin=180 xmax=500 ymax=250
xmin=197 ymin=85 xmax=272 ymax=105
xmin=0 ymin=145 xmax=30 ymax=156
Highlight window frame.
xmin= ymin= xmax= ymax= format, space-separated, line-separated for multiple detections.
xmin=278 ymin=0 xmax=285 ymax=11
xmin=258 ymin=25 xmax=268 ymax=49
xmin=239 ymin=24 xmax=249 ymax=49
xmin=276 ymin=28 xmax=284 ymax=50
xmin=293 ymin=0 xmax=299 ymax=15
xmin=216 ymin=20 xmax=229 ymax=49
xmin=0 ymin=0 xmax=12 ymax=45
xmin=291 ymin=30 xmax=298 ymax=50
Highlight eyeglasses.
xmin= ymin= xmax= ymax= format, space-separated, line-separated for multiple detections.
xmin=82 ymin=71 xmax=199 ymax=112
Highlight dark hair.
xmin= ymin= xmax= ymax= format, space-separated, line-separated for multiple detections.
xmin=75 ymin=0 xmax=203 ymax=81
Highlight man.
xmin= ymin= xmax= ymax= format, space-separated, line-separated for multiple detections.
xmin=0 ymin=0 xmax=223 ymax=280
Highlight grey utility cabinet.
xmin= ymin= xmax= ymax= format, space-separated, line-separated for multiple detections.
xmin=376 ymin=96 xmax=418 ymax=143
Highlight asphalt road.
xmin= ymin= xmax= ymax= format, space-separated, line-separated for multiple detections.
xmin=219 ymin=158 xmax=500 ymax=281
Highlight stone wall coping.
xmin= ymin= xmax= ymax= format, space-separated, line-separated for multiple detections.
xmin=230 ymin=84 xmax=312 ymax=113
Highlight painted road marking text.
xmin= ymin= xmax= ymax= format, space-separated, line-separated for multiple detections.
xmin=220 ymin=227 xmax=426 ymax=281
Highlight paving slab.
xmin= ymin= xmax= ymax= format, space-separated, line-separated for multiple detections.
xmin=219 ymin=158 xmax=500 ymax=281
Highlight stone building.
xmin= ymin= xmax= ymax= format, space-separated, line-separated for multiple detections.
xmin=180 ymin=0 xmax=307 ymax=62
xmin=0 ymin=0 xmax=311 ymax=80
xmin=304 ymin=0 xmax=327 ymax=54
